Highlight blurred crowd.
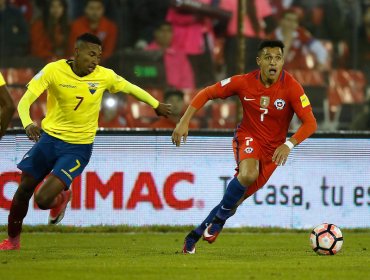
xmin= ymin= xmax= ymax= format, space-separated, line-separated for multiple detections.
xmin=0 ymin=0 xmax=369 ymax=130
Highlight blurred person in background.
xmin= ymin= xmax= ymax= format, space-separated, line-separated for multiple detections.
xmin=68 ymin=0 xmax=117 ymax=60
xmin=290 ymin=0 xmax=325 ymax=37
xmin=0 ymin=0 xmax=29 ymax=61
xmin=358 ymin=4 xmax=370 ymax=82
xmin=166 ymin=0 xmax=215 ymax=88
xmin=66 ymin=0 xmax=118 ymax=21
xmin=150 ymin=89 xmax=197 ymax=129
xmin=145 ymin=21 xmax=195 ymax=91
xmin=9 ymin=0 xmax=33 ymax=21
xmin=292 ymin=0 xmax=362 ymax=69
xmin=268 ymin=8 xmax=328 ymax=70
xmin=219 ymin=0 xmax=275 ymax=75
xmin=268 ymin=0 xmax=294 ymax=19
xmin=98 ymin=93 xmax=134 ymax=128
xmin=0 ymin=72 xmax=16 ymax=139
xmin=350 ymin=98 xmax=370 ymax=131
xmin=132 ymin=0 xmax=171 ymax=49
xmin=31 ymin=0 xmax=70 ymax=62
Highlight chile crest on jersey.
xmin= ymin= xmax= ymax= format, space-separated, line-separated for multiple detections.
xmin=274 ymin=98 xmax=286 ymax=110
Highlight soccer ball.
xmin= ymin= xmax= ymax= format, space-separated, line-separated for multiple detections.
xmin=310 ymin=223 xmax=343 ymax=255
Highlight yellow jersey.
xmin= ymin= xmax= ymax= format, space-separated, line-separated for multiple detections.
xmin=0 ymin=73 xmax=6 ymax=86
xmin=26 ymin=59 xmax=155 ymax=144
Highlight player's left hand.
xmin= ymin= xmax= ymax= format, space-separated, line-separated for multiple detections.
xmin=25 ymin=123 xmax=41 ymax=142
xmin=272 ymin=144 xmax=291 ymax=166
xmin=154 ymin=103 xmax=172 ymax=118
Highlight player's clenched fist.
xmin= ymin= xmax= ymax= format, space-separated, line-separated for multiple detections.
xmin=172 ymin=121 xmax=188 ymax=147
xmin=155 ymin=103 xmax=172 ymax=117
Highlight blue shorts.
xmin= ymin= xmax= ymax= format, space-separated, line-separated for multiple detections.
xmin=17 ymin=133 xmax=93 ymax=187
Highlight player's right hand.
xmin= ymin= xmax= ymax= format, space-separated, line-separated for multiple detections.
xmin=172 ymin=121 xmax=189 ymax=147
xmin=25 ymin=123 xmax=41 ymax=142
xmin=155 ymin=103 xmax=172 ymax=118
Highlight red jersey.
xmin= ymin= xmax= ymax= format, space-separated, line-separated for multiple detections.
xmin=192 ymin=70 xmax=313 ymax=153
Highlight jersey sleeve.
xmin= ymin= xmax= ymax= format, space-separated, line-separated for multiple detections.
xmin=26 ymin=63 xmax=54 ymax=97
xmin=106 ymin=69 xmax=129 ymax=93
xmin=288 ymin=80 xmax=313 ymax=119
xmin=106 ymin=69 xmax=159 ymax=108
xmin=191 ymin=75 xmax=243 ymax=109
xmin=0 ymin=73 xmax=6 ymax=86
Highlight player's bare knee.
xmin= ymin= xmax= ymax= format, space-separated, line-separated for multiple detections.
xmin=237 ymin=171 xmax=258 ymax=186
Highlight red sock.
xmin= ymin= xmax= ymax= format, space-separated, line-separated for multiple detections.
xmin=49 ymin=192 xmax=65 ymax=209
xmin=8 ymin=198 xmax=30 ymax=238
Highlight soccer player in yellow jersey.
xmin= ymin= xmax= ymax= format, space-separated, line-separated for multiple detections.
xmin=0 ymin=72 xmax=16 ymax=139
xmin=0 ymin=33 xmax=171 ymax=250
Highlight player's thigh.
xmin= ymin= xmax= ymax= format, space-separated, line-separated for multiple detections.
xmin=52 ymin=145 xmax=92 ymax=188
xmin=232 ymin=134 xmax=262 ymax=184
xmin=17 ymin=133 xmax=56 ymax=182
xmin=244 ymin=158 xmax=278 ymax=198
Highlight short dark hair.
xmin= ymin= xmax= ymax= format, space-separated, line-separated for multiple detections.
xmin=76 ymin=33 xmax=102 ymax=46
xmin=164 ymin=89 xmax=184 ymax=101
xmin=257 ymin=40 xmax=285 ymax=56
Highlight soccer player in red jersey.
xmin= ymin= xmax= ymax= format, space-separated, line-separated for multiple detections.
xmin=172 ymin=40 xmax=317 ymax=254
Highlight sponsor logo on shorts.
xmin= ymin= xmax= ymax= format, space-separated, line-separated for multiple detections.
xmin=244 ymin=147 xmax=254 ymax=154
xmin=274 ymin=98 xmax=286 ymax=110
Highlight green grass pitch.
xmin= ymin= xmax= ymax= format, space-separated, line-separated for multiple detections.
xmin=0 ymin=228 xmax=369 ymax=280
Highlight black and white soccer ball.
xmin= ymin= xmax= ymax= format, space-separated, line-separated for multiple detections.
xmin=310 ymin=223 xmax=343 ymax=255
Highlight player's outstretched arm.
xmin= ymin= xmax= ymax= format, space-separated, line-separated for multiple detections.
xmin=123 ymin=82 xmax=171 ymax=117
xmin=18 ymin=90 xmax=41 ymax=142
xmin=172 ymin=85 xmax=220 ymax=147
xmin=0 ymin=84 xmax=16 ymax=139
xmin=172 ymin=105 xmax=197 ymax=147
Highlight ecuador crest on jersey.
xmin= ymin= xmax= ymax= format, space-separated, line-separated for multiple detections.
xmin=87 ymin=82 xmax=99 ymax=94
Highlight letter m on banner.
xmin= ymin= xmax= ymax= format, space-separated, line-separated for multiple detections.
xmin=86 ymin=172 xmax=123 ymax=209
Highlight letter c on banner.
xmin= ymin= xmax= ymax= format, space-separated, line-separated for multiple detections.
xmin=0 ymin=172 xmax=21 ymax=210
xmin=164 ymin=172 xmax=194 ymax=210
